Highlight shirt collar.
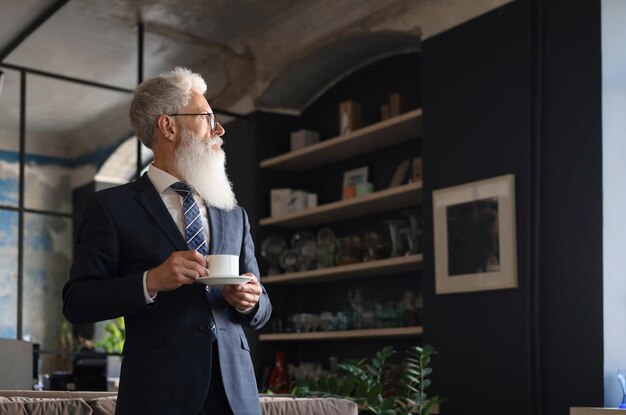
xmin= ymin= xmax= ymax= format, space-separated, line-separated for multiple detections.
xmin=146 ymin=164 xmax=181 ymax=195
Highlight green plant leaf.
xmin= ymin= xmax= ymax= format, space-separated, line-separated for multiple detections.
xmin=291 ymin=385 xmax=309 ymax=397
xmin=367 ymin=383 xmax=382 ymax=403
xmin=341 ymin=377 xmax=356 ymax=396
xmin=381 ymin=397 xmax=396 ymax=411
xmin=317 ymin=377 xmax=329 ymax=392
xmin=328 ymin=376 xmax=339 ymax=395
xmin=355 ymin=380 xmax=369 ymax=398
xmin=285 ymin=344 xmax=443 ymax=415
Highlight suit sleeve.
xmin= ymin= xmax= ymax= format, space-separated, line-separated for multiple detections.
xmin=238 ymin=207 xmax=272 ymax=330
xmin=62 ymin=192 xmax=152 ymax=324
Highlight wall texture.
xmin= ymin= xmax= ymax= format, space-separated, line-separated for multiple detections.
xmin=422 ymin=1 xmax=603 ymax=414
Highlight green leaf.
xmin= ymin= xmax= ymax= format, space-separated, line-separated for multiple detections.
xmin=381 ymin=398 xmax=396 ymax=411
xmin=291 ymin=386 xmax=308 ymax=397
xmin=405 ymin=375 xmax=420 ymax=384
xmin=317 ymin=377 xmax=329 ymax=392
xmin=367 ymin=383 xmax=382 ymax=403
xmin=405 ymin=368 xmax=420 ymax=377
xmin=328 ymin=376 xmax=339 ymax=395
xmin=341 ymin=377 xmax=356 ymax=396
xmin=356 ymin=380 xmax=369 ymax=398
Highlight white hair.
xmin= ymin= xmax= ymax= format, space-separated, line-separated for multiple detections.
xmin=129 ymin=67 xmax=207 ymax=148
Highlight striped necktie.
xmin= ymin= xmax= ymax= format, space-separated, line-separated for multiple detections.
xmin=170 ymin=182 xmax=208 ymax=256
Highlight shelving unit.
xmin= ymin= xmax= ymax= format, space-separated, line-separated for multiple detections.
xmin=256 ymin=61 xmax=423 ymax=374
xmin=260 ymin=108 xmax=422 ymax=171
xmin=259 ymin=181 xmax=422 ymax=228
xmin=261 ymin=254 xmax=422 ymax=285
xmin=259 ymin=326 xmax=422 ymax=342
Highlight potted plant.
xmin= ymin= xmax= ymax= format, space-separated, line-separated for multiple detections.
xmin=95 ymin=317 xmax=125 ymax=383
xmin=292 ymin=345 xmax=442 ymax=415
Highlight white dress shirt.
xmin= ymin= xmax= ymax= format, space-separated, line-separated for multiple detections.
xmin=142 ymin=164 xmax=210 ymax=303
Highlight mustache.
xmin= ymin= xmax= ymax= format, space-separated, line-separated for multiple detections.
xmin=209 ymin=136 xmax=223 ymax=147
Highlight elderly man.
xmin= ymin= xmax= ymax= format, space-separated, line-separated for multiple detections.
xmin=63 ymin=67 xmax=272 ymax=415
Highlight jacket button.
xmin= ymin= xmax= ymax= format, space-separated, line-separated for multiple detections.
xmin=199 ymin=324 xmax=209 ymax=332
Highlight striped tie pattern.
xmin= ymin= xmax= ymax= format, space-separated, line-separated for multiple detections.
xmin=170 ymin=182 xmax=208 ymax=256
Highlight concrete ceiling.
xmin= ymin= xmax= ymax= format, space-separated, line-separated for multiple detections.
xmin=0 ymin=0 xmax=512 ymax=159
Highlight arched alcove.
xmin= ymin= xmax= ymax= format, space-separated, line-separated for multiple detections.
xmin=94 ymin=136 xmax=153 ymax=184
xmin=256 ymin=31 xmax=421 ymax=113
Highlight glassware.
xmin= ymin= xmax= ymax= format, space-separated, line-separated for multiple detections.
xmin=384 ymin=220 xmax=407 ymax=257
xmin=260 ymin=235 xmax=287 ymax=275
xmin=335 ymin=235 xmax=363 ymax=266
xmin=363 ymin=231 xmax=391 ymax=261
xmin=400 ymin=209 xmax=422 ymax=255
xmin=316 ymin=228 xmax=337 ymax=268
xmin=278 ymin=249 xmax=300 ymax=273
xmin=402 ymin=290 xmax=418 ymax=326
xmin=291 ymin=231 xmax=317 ymax=271
xmin=618 ymin=369 xmax=626 ymax=408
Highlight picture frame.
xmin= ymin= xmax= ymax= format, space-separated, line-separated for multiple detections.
xmin=432 ymin=174 xmax=517 ymax=294
xmin=342 ymin=166 xmax=369 ymax=189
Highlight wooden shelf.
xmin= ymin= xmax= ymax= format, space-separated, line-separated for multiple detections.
xmin=259 ymin=181 xmax=422 ymax=228
xmin=259 ymin=108 xmax=422 ymax=171
xmin=261 ymin=254 xmax=422 ymax=285
xmin=259 ymin=326 xmax=422 ymax=342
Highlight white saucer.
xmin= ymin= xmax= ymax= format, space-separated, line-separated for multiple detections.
xmin=196 ymin=275 xmax=253 ymax=286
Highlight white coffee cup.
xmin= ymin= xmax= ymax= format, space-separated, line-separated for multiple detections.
xmin=206 ymin=254 xmax=239 ymax=278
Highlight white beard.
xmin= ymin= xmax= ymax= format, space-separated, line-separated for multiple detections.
xmin=174 ymin=127 xmax=237 ymax=211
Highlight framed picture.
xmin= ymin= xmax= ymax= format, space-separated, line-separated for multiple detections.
xmin=342 ymin=166 xmax=369 ymax=199
xmin=343 ymin=166 xmax=369 ymax=189
xmin=433 ymin=174 xmax=517 ymax=294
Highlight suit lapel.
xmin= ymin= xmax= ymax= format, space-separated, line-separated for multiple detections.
xmin=207 ymin=205 xmax=224 ymax=254
xmin=133 ymin=174 xmax=188 ymax=251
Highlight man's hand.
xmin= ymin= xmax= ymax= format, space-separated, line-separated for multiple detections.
xmin=222 ymin=273 xmax=262 ymax=311
xmin=146 ymin=250 xmax=207 ymax=296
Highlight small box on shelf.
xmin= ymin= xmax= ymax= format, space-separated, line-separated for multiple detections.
xmin=271 ymin=188 xmax=292 ymax=217
xmin=380 ymin=103 xmax=390 ymax=121
xmin=307 ymin=193 xmax=318 ymax=209
xmin=339 ymin=100 xmax=362 ymax=135
xmin=290 ymin=129 xmax=319 ymax=151
xmin=286 ymin=190 xmax=308 ymax=212
xmin=271 ymin=188 xmax=318 ymax=216
xmin=389 ymin=92 xmax=405 ymax=117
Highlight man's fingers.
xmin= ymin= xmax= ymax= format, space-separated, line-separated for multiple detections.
xmin=184 ymin=250 xmax=207 ymax=266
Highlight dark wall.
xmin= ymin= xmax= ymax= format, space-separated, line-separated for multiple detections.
xmin=422 ymin=3 xmax=533 ymax=414
xmin=422 ymin=1 xmax=603 ymax=414
xmin=539 ymin=0 xmax=603 ymax=412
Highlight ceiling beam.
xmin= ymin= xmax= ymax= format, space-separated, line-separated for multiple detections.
xmin=0 ymin=62 xmax=134 ymax=93
xmin=0 ymin=0 xmax=71 ymax=63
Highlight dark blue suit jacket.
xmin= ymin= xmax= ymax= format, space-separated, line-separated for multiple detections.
xmin=63 ymin=174 xmax=272 ymax=415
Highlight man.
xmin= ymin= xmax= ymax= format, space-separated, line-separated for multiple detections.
xmin=63 ymin=67 xmax=272 ymax=415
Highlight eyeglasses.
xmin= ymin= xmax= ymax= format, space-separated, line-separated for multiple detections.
xmin=169 ymin=112 xmax=221 ymax=131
